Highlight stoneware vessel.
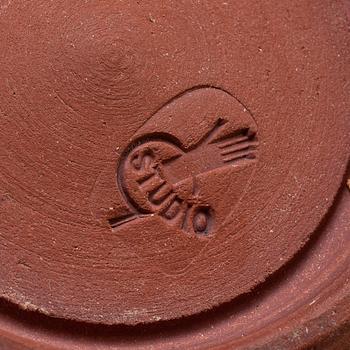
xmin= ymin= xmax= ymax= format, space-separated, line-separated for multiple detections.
xmin=0 ymin=0 xmax=349 ymax=349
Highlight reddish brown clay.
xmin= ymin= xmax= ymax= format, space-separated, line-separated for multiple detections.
xmin=0 ymin=0 xmax=349 ymax=349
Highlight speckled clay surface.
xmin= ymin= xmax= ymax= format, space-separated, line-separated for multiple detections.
xmin=0 ymin=0 xmax=349 ymax=349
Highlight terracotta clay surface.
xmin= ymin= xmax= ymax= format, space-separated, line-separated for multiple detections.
xmin=0 ymin=0 xmax=349 ymax=348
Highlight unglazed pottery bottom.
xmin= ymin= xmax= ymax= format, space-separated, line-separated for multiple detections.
xmin=0 ymin=0 xmax=349 ymax=349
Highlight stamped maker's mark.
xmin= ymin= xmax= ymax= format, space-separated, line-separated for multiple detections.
xmin=109 ymin=119 xmax=258 ymax=236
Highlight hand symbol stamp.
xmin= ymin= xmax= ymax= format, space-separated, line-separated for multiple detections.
xmin=108 ymin=87 xmax=258 ymax=238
